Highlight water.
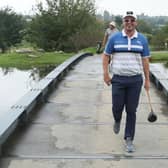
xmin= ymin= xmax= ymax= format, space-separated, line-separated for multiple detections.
xmin=0 ymin=68 xmax=42 ymax=117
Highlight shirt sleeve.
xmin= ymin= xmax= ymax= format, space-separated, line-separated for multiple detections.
xmin=141 ymin=36 xmax=150 ymax=57
xmin=103 ymin=36 xmax=114 ymax=56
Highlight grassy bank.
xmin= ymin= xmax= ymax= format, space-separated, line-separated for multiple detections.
xmin=150 ymin=51 xmax=168 ymax=62
xmin=0 ymin=52 xmax=75 ymax=69
xmin=1 ymin=48 xmax=166 ymax=70
xmin=0 ymin=47 xmax=96 ymax=70
xmin=150 ymin=51 xmax=168 ymax=67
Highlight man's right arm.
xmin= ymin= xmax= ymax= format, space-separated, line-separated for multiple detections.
xmin=102 ymin=53 xmax=111 ymax=85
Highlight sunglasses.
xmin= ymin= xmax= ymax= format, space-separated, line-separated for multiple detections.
xmin=124 ymin=19 xmax=136 ymax=23
xmin=126 ymin=11 xmax=133 ymax=15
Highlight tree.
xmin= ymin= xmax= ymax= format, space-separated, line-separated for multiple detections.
xmin=27 ymin=0 xmax=98 ymax=51
xmin=115 ymin=15 xmax=123 ymax=29
xmin=0 ymin=7 xmax=25 ymax=53
xmin=103 ymin=10 xmax=110 ymax=21
xmin=137 ymin=20 xmax=152 ymax=34
xmin=151 ymin=23 xmax=168 ymax=50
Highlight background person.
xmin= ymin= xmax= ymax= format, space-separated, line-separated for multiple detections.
xmin=102 ymin=11 xmax=150 ymax=153
xmin=102 ymin=21 xmax=118 ymax=48
xmin=102 ymin=21 xmax=118 ymax=67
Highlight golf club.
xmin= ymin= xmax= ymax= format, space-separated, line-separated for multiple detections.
xmin=146 ymin=90 xmax=157 ymax=122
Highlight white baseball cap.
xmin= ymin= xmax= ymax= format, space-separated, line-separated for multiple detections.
xmin=109 ymin=21 xmax=116 ymax=27
xmin=123 ymin=11 xmax=137 ymax=20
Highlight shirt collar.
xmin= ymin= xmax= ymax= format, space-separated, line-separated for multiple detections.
xmin=122 ymin=29 xmax=138 ymax=38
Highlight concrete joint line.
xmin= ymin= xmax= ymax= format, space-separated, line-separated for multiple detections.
xmin=8 ymin=154 xmax=168 ymax=160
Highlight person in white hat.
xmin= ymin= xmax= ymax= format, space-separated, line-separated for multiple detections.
xmin=102 ymin=21 xmax=118 ymax=48
xmin=102 ymin=11 xmax=150 ymax=153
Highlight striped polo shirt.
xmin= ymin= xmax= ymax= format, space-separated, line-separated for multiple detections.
xmin=104 ymin=30 xmax=150 ymax=76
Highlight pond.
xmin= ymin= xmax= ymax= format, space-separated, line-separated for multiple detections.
xmin=0 ymin=66 xmax=55 ymax=117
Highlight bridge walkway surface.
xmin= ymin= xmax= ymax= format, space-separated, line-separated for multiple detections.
xmin=1 ymin=54 xmax=168 ymax=167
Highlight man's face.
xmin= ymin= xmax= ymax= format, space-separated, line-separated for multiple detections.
xmin=123 ymin=16 xmax=137 ymax=31
xmin=109 ymin=25 xmax=115 ymax=30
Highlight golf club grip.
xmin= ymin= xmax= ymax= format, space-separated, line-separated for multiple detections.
xmin=146 ymin=90 xmax=153 ymax=112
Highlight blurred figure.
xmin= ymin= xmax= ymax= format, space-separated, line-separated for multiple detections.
xmin=102 ymin=21 xmax=118 ymax=48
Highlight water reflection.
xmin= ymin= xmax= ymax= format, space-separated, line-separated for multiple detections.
xmin=0 ymin=66 xmax=55 ymax=117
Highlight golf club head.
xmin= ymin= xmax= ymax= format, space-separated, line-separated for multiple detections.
xmin=148 ymin=112 xmax=157 ymax=122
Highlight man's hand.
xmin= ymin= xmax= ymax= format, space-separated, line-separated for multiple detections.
xmin=104 ymin=73 xmax=111 ymax=86
xmin=144 ymin=79 xmax=150 ymax=91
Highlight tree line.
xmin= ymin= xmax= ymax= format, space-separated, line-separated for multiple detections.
xmin=0 ymin=0 xmax=103 ymax=53
xmin=1 ymin=0 xmax=168 ymax=53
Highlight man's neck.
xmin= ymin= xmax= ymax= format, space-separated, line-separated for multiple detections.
xmin=125 ymin=29 xmax=135 ymax=38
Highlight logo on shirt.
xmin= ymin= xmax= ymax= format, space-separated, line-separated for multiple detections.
xmin=136 ymin=40 xmax=142 ymax=44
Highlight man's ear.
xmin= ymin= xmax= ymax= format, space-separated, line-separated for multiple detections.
xmin=135 ymin=21 xmax=138 ymax=26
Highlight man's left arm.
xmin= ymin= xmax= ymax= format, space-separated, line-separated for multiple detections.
xmin=142 ymin=57 xmax=150 ymax=91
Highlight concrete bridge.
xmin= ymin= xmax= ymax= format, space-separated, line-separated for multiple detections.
xmin=1 ymin=54 xmax=168 ymax=167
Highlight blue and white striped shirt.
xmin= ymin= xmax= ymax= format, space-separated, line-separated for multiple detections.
xmin=104 ymin=30 xmax=150 ymax=76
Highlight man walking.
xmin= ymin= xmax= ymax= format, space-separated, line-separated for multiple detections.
xmin=102 ymin=21 xmax=118 ymax=48
xmin=102 ymin=11 xmax=150 ymax=152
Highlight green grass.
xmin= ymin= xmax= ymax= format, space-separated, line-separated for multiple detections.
xmin=0 ymin=47 xmax=96 ymax=70
xmin=0 ymin=52 xmax=75 ymax=70
xmin=81 ymin=47 xmax=97 ymax=54
xmin=148 ymin=51 xmax=168 ymax=67
xmin=1 ymin=49 xmax=167 ymax=70
xmin=150 ymin=51 xmax=168 ymax=62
